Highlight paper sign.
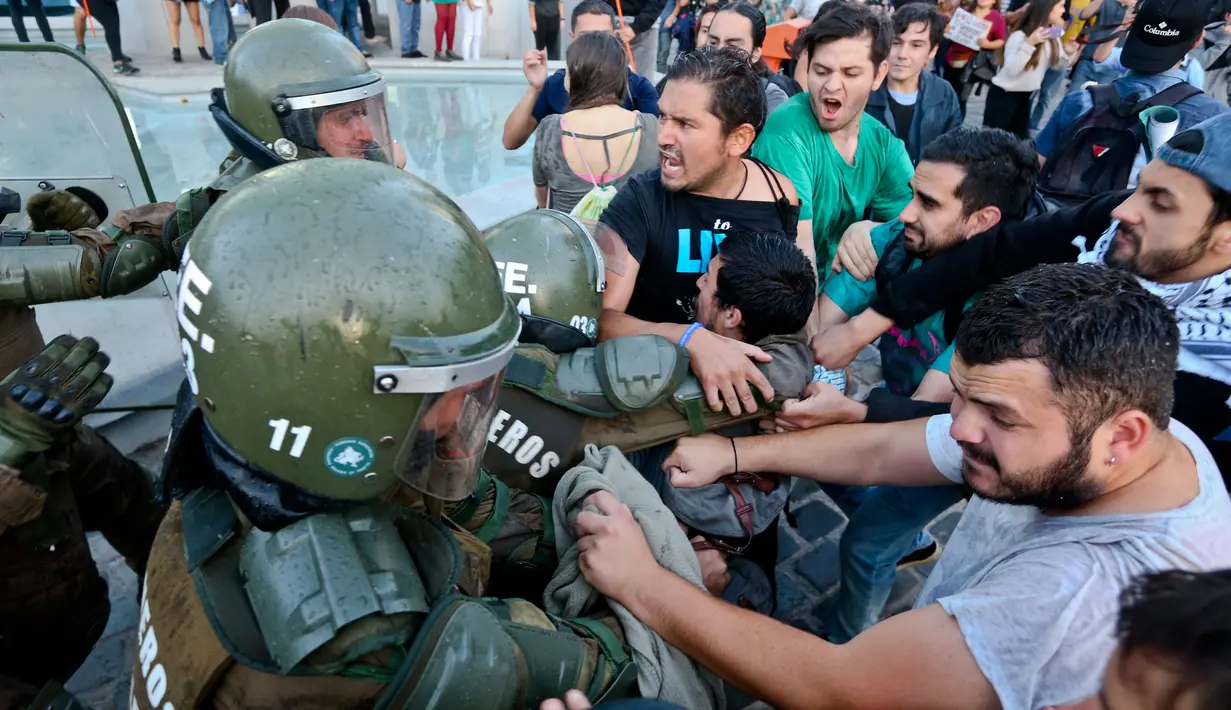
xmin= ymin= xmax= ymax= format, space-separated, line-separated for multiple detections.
xmin=944 ymin=9 xmax=993 ymax=51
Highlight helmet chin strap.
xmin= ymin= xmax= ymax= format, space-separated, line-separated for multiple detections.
xmin=201 ymin=419 xmax=351 ymax=532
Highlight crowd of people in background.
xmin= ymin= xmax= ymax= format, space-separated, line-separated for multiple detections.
xmin=504 ymin=0 xmax=1231 ymax=707
xmin=8 ymin=0 xmax=1231 ymax=703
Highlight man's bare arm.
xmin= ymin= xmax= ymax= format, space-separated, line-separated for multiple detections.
xmin=625 ymin=563 xmax=998 ymax=710
xmin=667 ymin=417 xmax=953 ymax=489
xmin=913 ymin=368 xmax=956 ymax=403
xmin=503 ymin=86 xmax=542 ymax=151
xmin=814 ymin=294 xmax=852 ymax=333
xmin=813 ymin=307 xmax=894 ymax=369
xmin=596 ymin=223 xmax=691 ymax=342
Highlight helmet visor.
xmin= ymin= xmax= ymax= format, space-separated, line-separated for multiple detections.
xmin=396 ymin=372 xmax=504 ymax=502
xmin=279 ymin=81 xmax=395 ymax=164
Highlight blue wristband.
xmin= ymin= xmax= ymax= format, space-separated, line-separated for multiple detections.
xmin=679 ymin=323 xmax=704 ymax=347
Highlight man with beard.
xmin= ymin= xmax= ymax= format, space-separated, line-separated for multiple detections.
xmin=814 ymin=111 xmax=1231 ymax=479
xmin=596 ymin=45 xmax=805 ymax=418
xmin=569 ymin=263 xmax=1231 ymax=710
xmin=782 ymin=126 xmax=1041 ymax=646
xmin=750 ymin=0 xmax=914 ymax=295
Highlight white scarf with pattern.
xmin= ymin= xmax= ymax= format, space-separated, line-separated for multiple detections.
xmin=1079 ymin=221 xmax=1231 ymax=390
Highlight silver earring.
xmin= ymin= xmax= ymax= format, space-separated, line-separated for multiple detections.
xmin=1107 ymin=456 xmax=1117 ymax=465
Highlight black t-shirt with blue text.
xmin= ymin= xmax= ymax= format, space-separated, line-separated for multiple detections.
xmin=599 ymin=168 xmax=800 ymax=325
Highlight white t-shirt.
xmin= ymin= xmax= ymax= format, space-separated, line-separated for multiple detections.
xmin=916 ymin=415 xmax=1231 ymax=710
xmin=790 ymin=0 xmax=828 ymax=21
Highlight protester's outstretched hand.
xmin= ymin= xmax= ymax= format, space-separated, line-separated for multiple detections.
xmin=685 ymin=328 xmax=773 ymax=416
xmin=575 ymin=491 xmax=657 ymax=604
xmin=772 ymin=380 xmax=864 ymax=431
xmin=523 ymin=49 xmax=549 ymax=89
xmin=832 ymin=220 xmax=879 ymax=281
xmin=663 ymin=433 xmax=735 ymax=489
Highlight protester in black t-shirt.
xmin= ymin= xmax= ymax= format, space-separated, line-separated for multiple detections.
xmin=597 ymin=45 xmax=805 ymax=417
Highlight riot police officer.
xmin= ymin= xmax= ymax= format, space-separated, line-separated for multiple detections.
xmin=123 ymin=159 xmax=636 ymax=709
xmin=2 ymin=17 xmax=399 ymax=335
xmin=0 ymin=21 xmax=402 ymax=698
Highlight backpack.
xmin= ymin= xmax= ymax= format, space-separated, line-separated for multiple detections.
xmin=1037 ymin=82 xmax=1202 ymax=210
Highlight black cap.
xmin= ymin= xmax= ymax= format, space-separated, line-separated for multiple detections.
xmin=1121 ymin=0 xmax=1211 ymax=73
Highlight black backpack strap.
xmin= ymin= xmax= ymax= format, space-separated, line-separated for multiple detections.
xmin=1139 ymin=81 xmax=1203 ymax=110
xmin=1091 ymin=83 xmax=1131 ymax=116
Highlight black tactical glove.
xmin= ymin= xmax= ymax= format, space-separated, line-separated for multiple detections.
xmin=25 ymin=189 xmax=101 ymax=232
xmin=0 ymin=336 xmax=113 ymax=468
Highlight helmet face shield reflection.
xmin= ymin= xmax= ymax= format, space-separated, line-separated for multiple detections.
xmin=396 ymin=372 xmax=504 ymax=502
xmin=275 ymin=80 xmax=395 ymax=164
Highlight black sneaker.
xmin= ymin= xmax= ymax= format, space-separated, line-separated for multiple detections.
xmin=113 ymin=61 xmax=140 ymax=75
xmin=896 ymin=540 xmax=941 ymax=570
xmin=362 ymin=50 xmax=373 ymax=58
xmin=434 ymin=51 xmax=449 ymax=61
xmin=172 ymin=47 xmax=182 ymax=63
xmin=445 ymin=50 xmax=462 ymax=61
xmin=404 ymin=49 xmax=427 ymax=58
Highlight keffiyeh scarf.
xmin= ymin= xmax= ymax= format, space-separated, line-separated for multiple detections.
xmin=1080 ymin=221 xmax=1231 ymax=393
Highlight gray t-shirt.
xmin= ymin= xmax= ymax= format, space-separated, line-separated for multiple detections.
xmin=917 ymin=415 xmax=1231 ymax=710
xmin=532 ymin=112 xmax=660 ymax=215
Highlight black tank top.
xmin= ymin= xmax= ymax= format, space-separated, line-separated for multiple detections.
xmin=599 ymin=159 xmax=801 ymax=325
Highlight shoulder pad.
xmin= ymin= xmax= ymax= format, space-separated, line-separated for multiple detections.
xmin=595 ymin=335 xmax=689 ymax=412
xmin=239 ymin=505 xmax=431 ymax=673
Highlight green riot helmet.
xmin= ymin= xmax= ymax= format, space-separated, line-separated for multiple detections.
xmin=209 ymin=18 xmax=395 ymax=170
xmin=177 ymin=159 xmax=519 ymax=506
xmin=482 ymin=210 xmax=606 ymax=341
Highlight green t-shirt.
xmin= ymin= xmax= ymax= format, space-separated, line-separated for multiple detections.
xmin=751 ymin=93 xmax=915 ymax=284
xmin=823 ymin=220 xmax=964 ymax=396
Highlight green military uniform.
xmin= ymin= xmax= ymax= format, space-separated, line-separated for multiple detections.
xmin=0 ymin=333 xmax=160 ymax=708
xmin=0 ymin=18 xmax=396 ymax=329
xmin=130 ymin=160 xmax=636 ymax=709
xmin=0 ymin=47 xmax=171 ymax=702
xmin=0 ymin=25 xmax=400 ymax=699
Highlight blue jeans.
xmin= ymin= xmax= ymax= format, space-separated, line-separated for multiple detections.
xmin=397 ymin=0 xmax=422 ymax=54
xmin=820 ymin=483 xmax=964 ymax=643
xmin=319 ymin=0 xmax=363 ymax=49
xmin=657 ymin=26 xmax=673 ymax=74
xmin=205 ymin=0 xmax=236 ymax=65
xmin=1030 ymin=66 xmax=1065 ymax=132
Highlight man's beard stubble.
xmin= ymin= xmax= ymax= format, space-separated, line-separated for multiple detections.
xmin=960 ymin=434 xmax=1103 ymax=510
xmin=1104 ymin=224 xmax=1212 ymax=281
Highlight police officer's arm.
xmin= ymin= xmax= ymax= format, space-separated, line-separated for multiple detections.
xmin=576 ymin=491 xmax=999 ymax=710
xmin=864 ymin=189 xmax=1131 ymax=335
xmin=0 ymin=336 xmax=113 ymax=536
xmin=0 ymin=219 xmax=180 ymax=305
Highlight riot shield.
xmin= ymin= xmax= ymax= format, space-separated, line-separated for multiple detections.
xmin=0 ymin=44 xmax=182 ymax=432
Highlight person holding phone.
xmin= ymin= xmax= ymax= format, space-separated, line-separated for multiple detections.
xmin=983 ymin=0 xmax=1076 ymax=137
